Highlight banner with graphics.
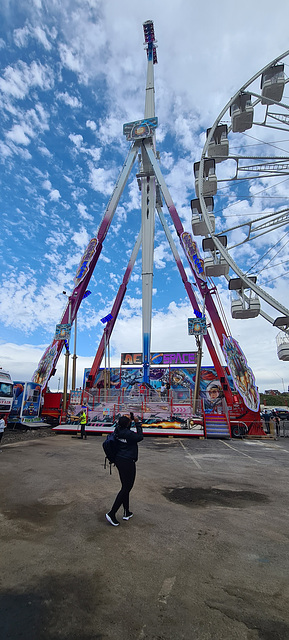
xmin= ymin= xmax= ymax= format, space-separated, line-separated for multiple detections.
xmin=9 ymin=382 xmax=42 ymax=423
xmin=32 ymin=342 xmax=58 ymax=387
xmin=222 ymin=335 xmax=259 ymax=412
xmin=83 ymin=366 xmax=235 ymax=414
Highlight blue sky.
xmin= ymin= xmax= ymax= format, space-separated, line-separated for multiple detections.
xmin=1 ymin=0 xmax=289 ymax=393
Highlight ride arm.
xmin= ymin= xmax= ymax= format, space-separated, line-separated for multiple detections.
xmin=145 ymin=141 xmax=228 ymax=335
xmin=39 ymin=144 xmax=139 ymax=389
xmin=156 ymin=206 xmax=234 ymax=403
xmin=86 ymin=230 xmax=142 ymax=388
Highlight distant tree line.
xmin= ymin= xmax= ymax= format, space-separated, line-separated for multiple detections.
xmin=260 ymin=392 xmax=289 ymax=407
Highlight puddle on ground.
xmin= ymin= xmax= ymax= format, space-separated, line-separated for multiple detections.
xmin=163 ymin=486 xmax=268 ymax=508
xmin=0 ymin=572 xmax=103 ymax=640
xmin=2 ymin=502 xmax=66 ymax=525
xmin=144 ymin=438 xmax=180 ymax=451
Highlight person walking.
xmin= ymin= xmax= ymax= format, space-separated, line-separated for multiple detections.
xmin=274 ymin=412 xmax=280 ymax=438
xmin=263 ymin=410 xmax=270 ymax=434
xmin=0 ymin=417 xmax=6 ymax=450
xmin=166 ymin=381 xmax=170 ymax=400
xmin=160 ymin=381 xmax=166 ymax=399
xmin=106 ymin=413 xmax=143 ymax=527
xmin=79 ymin=408 xmax=87 ymax=439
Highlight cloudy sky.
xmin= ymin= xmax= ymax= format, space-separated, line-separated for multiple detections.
xmin=0 ymin=0 xmax=289 ymax=393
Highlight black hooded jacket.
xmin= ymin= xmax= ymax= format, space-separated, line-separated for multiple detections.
xmin=114 ymin=422 xmax=143 ymax=462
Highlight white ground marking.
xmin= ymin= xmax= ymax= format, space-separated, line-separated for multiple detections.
xmin=219 ymin=440 xmax=263 ymax=463
xmin=178 ymin=439 xmax=203 ymax=469
xmin=231 ymin=439 xmax=289 ymax=454
xmin=158 ymin=576 xmax=176 ymax=604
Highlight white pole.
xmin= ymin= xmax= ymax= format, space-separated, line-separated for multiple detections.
xmin=141 ymin=51 xmax=156 ymax=383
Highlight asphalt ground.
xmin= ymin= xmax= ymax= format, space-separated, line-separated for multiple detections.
xmin=1 ymin=433 xmax=289 ymax=640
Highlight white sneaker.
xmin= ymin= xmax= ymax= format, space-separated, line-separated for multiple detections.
xmin=123 ymin=511 xmax=133 ymax=520
xmin=106 ymin=513 xmax=119 ymax=526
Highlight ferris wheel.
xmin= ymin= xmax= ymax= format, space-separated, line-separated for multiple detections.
xmin=194 ymin=50 xmax=289 ymax=361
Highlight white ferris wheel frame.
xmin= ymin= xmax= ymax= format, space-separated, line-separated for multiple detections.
xmin=198 ymin=49 xmax=289 ymax=326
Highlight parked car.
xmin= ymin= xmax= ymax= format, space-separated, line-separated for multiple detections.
xmin=274 ymin=409 xmax=289 ymax=420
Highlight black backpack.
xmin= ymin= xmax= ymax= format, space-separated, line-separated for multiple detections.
xmin=102 ymin=431 xmax=119 ymax=472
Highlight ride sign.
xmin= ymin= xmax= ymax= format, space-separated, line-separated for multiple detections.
xmin=123 ymin=117 xmax=158 ymax=141
xmin=121 ymin=352 xmax=198 ymax=365
xmin=181 ymin=232 xmax=206 ymax=282
xmin=54 ymin=323 xmax=71 ymax=341
xmin=74 ymin=238 xmax=98 ymax=286
xmin=188 ymin=317 xmax=207 ymax=336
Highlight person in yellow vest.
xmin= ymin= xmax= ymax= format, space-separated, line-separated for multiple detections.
xmin=79 ymin=407 xmax=87 ymax=440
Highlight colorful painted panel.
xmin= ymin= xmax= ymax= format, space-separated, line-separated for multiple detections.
xmin=84 ymin=366 xmax=235 ymax=415
xmin=222 ymin=335 xmax=260 ymax=412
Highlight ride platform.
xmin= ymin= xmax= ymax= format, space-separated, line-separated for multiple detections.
xmin=52 ymin=422 xmax=204 ymax=437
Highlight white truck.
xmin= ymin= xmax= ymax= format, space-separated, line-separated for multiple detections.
xmin=0 ymin=368 xmax=13 ymax=422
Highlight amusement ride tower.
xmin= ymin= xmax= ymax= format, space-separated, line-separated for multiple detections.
xmin=33 ymin=21 xmax=270 ymax=432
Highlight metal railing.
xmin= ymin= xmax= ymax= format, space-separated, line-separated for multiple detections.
xmin=73 ymin=388 xmax=203 ymax=422
xmin=81 ymin=387 xmax=200 ymax=405
xmin=281 ymin=420 xmax=289 ymax=437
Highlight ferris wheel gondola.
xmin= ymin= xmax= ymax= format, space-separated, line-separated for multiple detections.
xmin=194 ymin=50 xmax=289 ymax=360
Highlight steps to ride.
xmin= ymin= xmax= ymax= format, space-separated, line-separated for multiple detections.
xmin=204 ymin=413 xmax=231 ymax=438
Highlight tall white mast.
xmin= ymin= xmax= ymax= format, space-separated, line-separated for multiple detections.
xmin=141 ymin=20 xmax=157 ymax=382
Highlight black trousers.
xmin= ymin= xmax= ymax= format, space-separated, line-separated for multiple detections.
xmin=80 ymin=423 xmax=86 ymax=438
xmin=275 ymin=422 xmax=280 ymax=436
xmin=110 ymin=457 xmax=136 ymax=515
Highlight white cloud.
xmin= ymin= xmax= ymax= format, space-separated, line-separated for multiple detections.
xmin=0 ymin=342 xmax=92 ymax=391
xmin=86 ymin=119 xmax=96 ymax=131
xmin=69 ymin=133 xmax=83 ymax=148
xmin=0 ymin=60 xmax=54 ymax=99
xmin=42 ymin=179 xmax=61 ymax=202
xmin=59 ymin=43 xmax=82 ymax=73
xmin=87 ymin=147 xmax=102 ymax=162
xmin=45 ymin=231 xmax=67 ymax=248
xmin=38 ymin=145 xmax=52 ymax=158
xmin=99 ymin=254 xmax=111 ymax=264
xmin=6 ymin=124 xmax=31 ymax=145
xmin=0 ymin=141 xmax=14 ymax=159
xmin=0 ymin=271 xmax=67 ymax=332
xmin=97 ymin=115 xmax=124 ymax=146
xmin=42 ymin=179 xmax=52 ymax=190
xmin=57 ymin=91 xmax=82 ymax=108
xmin=89 ymin=166 xmax=116 ymax=196
xmin=13 ymin=23 xmax=52 ymax=50
xmin=13 ymin=25 xmax=30 ymax=48
xmin=154 ymin=241 xmax=173 ymax=269
xmin=77 ymin=203 xmax=93 ymax=221
xmin=33 ymin=25 xmax=52 ymax=51
xmin=49 ymin=189 xmax=61 ymax=201
xmin=72 ymin=227 xmax=90 ymax=249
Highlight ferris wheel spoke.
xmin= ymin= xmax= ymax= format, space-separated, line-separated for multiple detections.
xmin=217 ymin=209 xmax=289 ymax=248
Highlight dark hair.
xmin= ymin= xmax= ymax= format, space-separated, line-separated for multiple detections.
xmin=118 ymin=415 xmax=131 ymax=429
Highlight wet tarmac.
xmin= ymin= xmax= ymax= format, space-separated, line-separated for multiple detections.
xmin=1 ymin=433 xmax=289 ymax=639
